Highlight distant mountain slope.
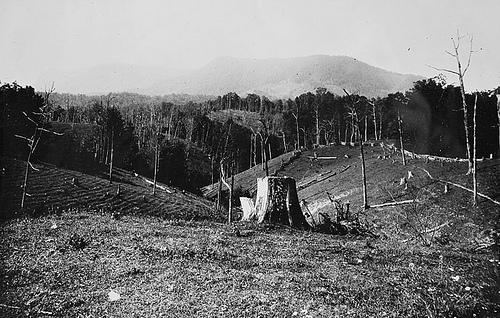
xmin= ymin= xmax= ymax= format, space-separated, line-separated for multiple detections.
xmin=148 ymin=55 xmax=423 ymax=98
xmin=35 ymin=64 xmax=188 ymax=95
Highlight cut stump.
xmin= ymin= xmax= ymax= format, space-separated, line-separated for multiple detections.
xmin=254 ymin=176 xmax=310 ymax=229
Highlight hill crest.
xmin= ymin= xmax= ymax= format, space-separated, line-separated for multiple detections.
xmin=147 ymin=55 xmax=423 ymax=98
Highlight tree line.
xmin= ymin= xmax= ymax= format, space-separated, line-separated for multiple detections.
xmin=2 ymin=77 xmax=499 ymax=193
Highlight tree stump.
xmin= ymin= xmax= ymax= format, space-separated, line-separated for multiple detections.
xmin=254 ymin=176 xmax=310 ymax=229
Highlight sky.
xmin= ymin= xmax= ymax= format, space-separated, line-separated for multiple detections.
xmin=1 ymin=0 xmax=499 ymax=92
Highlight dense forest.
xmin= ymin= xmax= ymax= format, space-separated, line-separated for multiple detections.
xmin=2 ymin=77 xmax=499 ymax=193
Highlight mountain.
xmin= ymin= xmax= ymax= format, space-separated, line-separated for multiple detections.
xmin=35 ymin=55 xmax=423 ymax=98
xmin=35 ymin=64 xmax=188 ymax=95
xmin=147 ymin=55 xmax=423 ymax=98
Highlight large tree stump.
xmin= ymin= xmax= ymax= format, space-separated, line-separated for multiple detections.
xmin=254 ymin=176 xmax=310 ymax=229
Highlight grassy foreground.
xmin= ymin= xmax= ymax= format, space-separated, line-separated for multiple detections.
xmin=1 ymin=209 xmax=499 ymax=317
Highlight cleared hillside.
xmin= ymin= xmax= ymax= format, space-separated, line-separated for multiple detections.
xmin=1 ymin=157 xmax=219 ymax=222
xmin=203 ymin=142 xmax=500 ymax=231
xmin=1 ymin=146 xmax=499 ymax=317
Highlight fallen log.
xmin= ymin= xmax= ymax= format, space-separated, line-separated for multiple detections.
xmin=422 ymin=221 xmax=450 ymax=234
xmin=420 ymin=168 xmax=500 ymax=206
xmin=370 ymin=199 xmax=419 ymax=208
xmin=134 ymin=173 xmax=172 ymax=194
xmin=307 ymin=156 xmax=338 ymax=160
xmin=297 ymin=165 xmax=351 ymax=191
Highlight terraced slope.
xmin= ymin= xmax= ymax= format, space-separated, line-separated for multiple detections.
xmin=1 ymin=157 xmax=220 ymax=221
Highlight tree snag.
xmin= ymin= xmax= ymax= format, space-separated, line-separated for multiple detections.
xmin=430 ymin=31 xmax=474 ymax=173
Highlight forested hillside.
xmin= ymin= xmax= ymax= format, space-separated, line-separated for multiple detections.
xmin=2 ymin=77 xmax=499 ymax=194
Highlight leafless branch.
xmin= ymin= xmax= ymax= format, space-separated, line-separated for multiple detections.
xmin=426 ymin=64 xmax=460 ymax=76
xmin=445 ymin=50 xmax=456 ymax=58
xmin=22 ymin=112 xmax=38 ymax=125
xmin=14 ymin=134 xmax=31 ymax=142
xmin=28 ymin=161 xmax=39 ymax=171
xmin=38 ymin=127 xmax=64 ymax=135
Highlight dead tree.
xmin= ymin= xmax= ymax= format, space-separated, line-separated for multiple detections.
xmin=344 ymin=89 xmax=369 ymax=209
xmin=472 ymin=93 xmax=478 ymax=205
xmin=217 ymin=120 xmax=233 ymax=210
xmin=488 ymin=88 xmax=500 ymax=158
xmin=258 ymin=119 xmax=271 ymax=176
xmin=367 ymin=99 xmax=379 ymax=140
xmin=314 ymin=88 xmax=327 ymax=146
xmin=220 ymin=158 xmax=234 ymax=224
xmin=152 ymin=126 xmax=160 ymax=195
xmin=431 ymin=32 xmax=474 ymax=174
xmin=15 ymin=85 xmax=62 ymax=209
xmin=249 ymin=131 xmax=254 ymax=168
xmin=397 ymin=109 xmax=407 ymax=166
xmin=279 ymin=131 xmax=287 ymax=153
xmin=292 ymin=112 xmax=300 ymax=150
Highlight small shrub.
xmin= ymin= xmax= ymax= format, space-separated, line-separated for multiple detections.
xmin=67 ymin=233 xmax=90 ymax=250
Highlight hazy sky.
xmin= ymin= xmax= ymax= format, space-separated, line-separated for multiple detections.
xmin=1 ymin=0 xmax=499 ymax=92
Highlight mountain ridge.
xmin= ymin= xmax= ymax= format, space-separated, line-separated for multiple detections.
xmin=36 ymin=55 xmax=423 ymax=98
xmin=145 ymin=54 xmax=423 ymax=98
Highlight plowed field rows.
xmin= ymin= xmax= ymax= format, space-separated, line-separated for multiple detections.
xmin=1 ymin=157 xmax=220 ymax=221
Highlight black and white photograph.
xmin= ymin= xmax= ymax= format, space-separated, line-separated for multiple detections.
xmin=1 ymin=0 xmax=499 ymax=317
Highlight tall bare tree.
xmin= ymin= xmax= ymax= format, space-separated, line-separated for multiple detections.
xmin=343 ymin=89 xmax=369 ymax=209
xmin=431 ymin=31 xmax=474 ymax=174
xmin=397 ymin=109 xmax=407 ymax=166
xmin=472 ymin=93 xmax=478 ymax=205
xmin=314 ymin=88 xmax=327 ymax=146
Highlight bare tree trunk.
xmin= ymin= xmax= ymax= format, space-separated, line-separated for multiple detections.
xmin=216 ymin=166 xmax=222 ymax=211
xmin=264 ymin=138 xmax=269 ymax=176
xmin=433 ymin=34 xmax=473 ymax=173
xmin=379 ymin=109 xmax=383 ymax=140
xmin=315 ymin=105 xmax=320 ymax=146
xmin=21 ymin=152 xmax=31 ymax=209
xmin=350 ymin=118 xmax=355 ymax=143
xmin=398 ymin=110 xmax=407 ymax=166
xmin=109 ymin=128 xmax=114 ymax=183
xmin=497 ymin=94 xmax=500 ymax=158
xmin=253 ymin=133 xmax=257 ymax=167
xmin=372 ymin=102 xmax=378 ymax=140
xmin=364 ymin=114 xmax=368 ymax=142
xmin=343 ymin=89 xmax=369 ymax=210
xmin=473 ymin=93 xmax=478 ymax=205
xmin=229 ymin=160 xmax=234 ymax=223
xmin=458 ymin=72 xmax=472 ymax=174
xmin=281 ymin=132 xmax=287 ymax=153
xmin=359 ymin=134 xmax=369 ymax=209
xmin=153 ymin=138 xmax=159 ymax=195
xmin=260 ymin=134 xmax=265 ymax=168
xmin=168 ymin=109 xmax=173 ymax=140
xmin=249 ymin=133 xmax=253 ymax=168
xmin=292 ymin=113 xmax=299 ymax=149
